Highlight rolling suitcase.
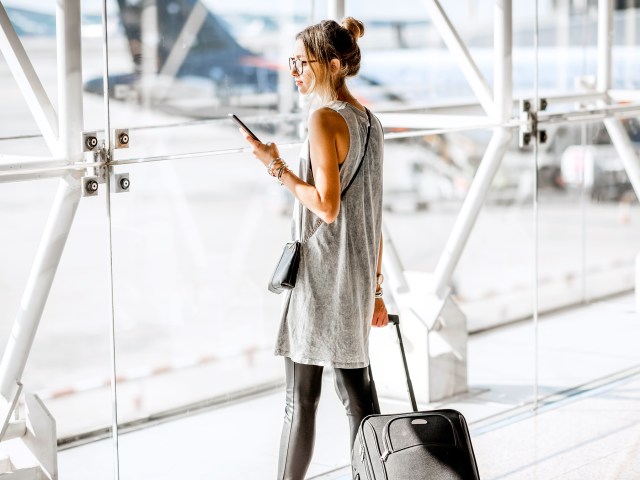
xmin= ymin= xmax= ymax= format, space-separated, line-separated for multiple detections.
xmin=353 ymin=314 xmax=480 ymax=480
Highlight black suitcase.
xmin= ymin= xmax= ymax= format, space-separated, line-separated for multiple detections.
xmin=352 ymin=315 xmax=480 ymax=480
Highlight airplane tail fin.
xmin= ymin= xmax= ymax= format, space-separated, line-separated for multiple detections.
xmin=116 ymin=0 xmax=252 ymax=78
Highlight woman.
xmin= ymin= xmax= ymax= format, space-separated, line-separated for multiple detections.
xmin=241 ymin=17 xmax=388 ymax=479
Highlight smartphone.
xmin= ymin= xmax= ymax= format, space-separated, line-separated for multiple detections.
xmin=228 ymin=113 xmax=261 ymax=142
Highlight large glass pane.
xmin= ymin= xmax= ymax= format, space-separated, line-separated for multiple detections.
xmin=536 ymin=117 xmax=640 ymax=397
xmin=0 ymin=3 xmax=116 ymax=477
xmin=108 ymin=151 xmax=293 ymax=475
xmin=104 ymin=1 xmax=313 ymax=476
xmin=0 ymin=177 xmax=114 ymax=440
xmin=370 ymin=125 xmax=538 ymax=423
xmin=102 ymin=0 xmax=551 ymax=477
xmin=535 ymin=0 xmax=640 ymax=402
xmin=95 ymin=0 xmax=311 ymax=152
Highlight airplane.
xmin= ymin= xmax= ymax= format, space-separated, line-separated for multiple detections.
xmin=3 ymin=0 xmax=638 ymax=206
xmin=82 ymin=0 xmax=283 ymax=115
xmin=6 ymin=1 xmax=638 ymax=113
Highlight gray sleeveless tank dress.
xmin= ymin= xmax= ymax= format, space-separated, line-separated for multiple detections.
xmin=274 ymin=101 xmax=384 ymax=368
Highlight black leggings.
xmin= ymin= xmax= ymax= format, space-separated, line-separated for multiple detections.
xmin=277 ymin=357 xmax=376 ymax=480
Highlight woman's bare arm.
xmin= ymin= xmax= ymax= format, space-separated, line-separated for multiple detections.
xmin=243 ymin=108 xmax=348 ymax=224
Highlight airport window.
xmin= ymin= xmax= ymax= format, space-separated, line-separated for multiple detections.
xmin=0 ymin=1 xmax=639 ymax=478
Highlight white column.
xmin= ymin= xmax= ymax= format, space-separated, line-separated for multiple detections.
xmin=597 ymin=0 xmax=613 ymax=93
xmin=431 ymin=0 xmax=512 ymax=298
xmin=57 ymin=0 xmax=84 ymax=158
xmin=493 ymin=0 xmax=512 ymax=121
xmin=597 ymin=0 xmax=640 ymax=201
xmin=328 ymin=0 xmax=345 ymax=21
xmin=0 ymin=0 xmax=84 ymax=400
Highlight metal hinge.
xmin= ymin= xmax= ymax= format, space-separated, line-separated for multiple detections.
xmin=519 ymin=98 xmax=548 ymax=148
xmin=80 ymin=129 xmax=131 ymax=196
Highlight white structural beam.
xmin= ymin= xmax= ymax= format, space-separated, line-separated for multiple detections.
xmin=431 ymin=0 xmax=512 ymax=299
xmin=597 ymin=0 xmax=613 ymax=94
xmin=0 ymin=0 xmax=84 ymax=408
xmin=432 ymin=128 xmax=512 ymax=298
xmin=493 ymin=0 xmax=512 ymax=122
xmin=57 ymin=0 xmax=84 ymax=158
xmin=421 ymin=0 xmax=494 ymax=116
xmin=0 ymin=156 xmax=69 ymax=170
xmin=328 ymin=0 xmax=345 ymax=21
xmin=0 ymin=177 xmax=82 ymax=399
xmin=604 ymin=116 xmax=640 ymax=197
xmin=597 ymin=0 xmax=640 ymax=200
xmin=377 ymin=113 xmax=494 ymax=130
xmin=0 ymin=3 xmax=59 ymax=155
xmin=374 ymin=0 xmax=512 ymax=404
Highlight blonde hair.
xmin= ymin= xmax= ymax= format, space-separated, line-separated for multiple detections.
xmin=296 ymin=17 xmax=365 ymax=104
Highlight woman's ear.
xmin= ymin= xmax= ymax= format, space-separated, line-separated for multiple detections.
xmin=329 ymin=58 xmax=341 ymax=75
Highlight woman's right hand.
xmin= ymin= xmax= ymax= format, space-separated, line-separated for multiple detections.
xmin=241 ymin=131 xmax=280 ymax=167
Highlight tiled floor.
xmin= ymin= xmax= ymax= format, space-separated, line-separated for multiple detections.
xmin=314 ymin=372 xmax=640 ymax=480
xmin=472 ymin=375 xmax=640 ymax=479
xmin=57 ymin=294 xmax=640 ymax=479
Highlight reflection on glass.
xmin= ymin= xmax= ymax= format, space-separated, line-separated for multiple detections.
xmin=0 ymin=175 xmax=115 ymax=443
xmin=537 ymin=115 xmax=640 ymax=396
xmin=109 ymin=155 xmax=290 ymax=421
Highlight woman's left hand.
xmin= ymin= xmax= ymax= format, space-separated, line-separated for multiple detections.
xmin=241 ymin=130 xmax=280 ymax=167
xmin=371 ymin=298 xmax=388 ymax=328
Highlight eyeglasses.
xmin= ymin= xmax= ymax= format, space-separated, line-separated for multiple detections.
xmin=288 ymin=57 xmax=317 ymax=75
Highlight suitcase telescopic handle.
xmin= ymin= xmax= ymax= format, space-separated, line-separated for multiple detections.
xmin=387 ymin=314 xmax=418 ymax=412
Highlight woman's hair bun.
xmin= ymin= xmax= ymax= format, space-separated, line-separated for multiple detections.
xmin=342 ymin=17 xmax=365 ymax=41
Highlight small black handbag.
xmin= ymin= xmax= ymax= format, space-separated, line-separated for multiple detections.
xmin=268 ymin=241 xmax=302 ymax=294
xmin=268 ymin=108 xmax=372 ymax=294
